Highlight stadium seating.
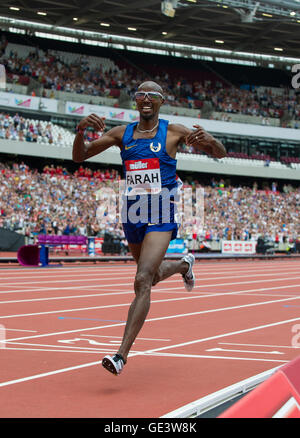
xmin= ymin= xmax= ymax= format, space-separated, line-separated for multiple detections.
xmin=2 ymin=36 xmax=299 ymax=127
xmin=1 ymin=111 xmax=299 ymax=169
xmin=0 ymin=161 xmax=298 ymax=253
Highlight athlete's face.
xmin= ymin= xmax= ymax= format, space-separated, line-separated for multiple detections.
xmin=135 ymin=84 xmax=164 ymax=120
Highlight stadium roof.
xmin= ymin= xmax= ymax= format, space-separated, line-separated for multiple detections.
xmin=0 ymin=0 xmax=300 ymax=62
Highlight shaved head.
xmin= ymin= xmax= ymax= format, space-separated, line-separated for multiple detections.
xmin=138 ymin=81 xmax=164 ymax=95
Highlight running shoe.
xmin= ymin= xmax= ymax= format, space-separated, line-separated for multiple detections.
xmin=102 ymin=354 xmax=126 ymax=376
xmin=182 ymin=253 xmax=195 ymax=292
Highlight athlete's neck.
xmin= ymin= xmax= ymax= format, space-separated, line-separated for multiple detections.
xmin=137 ymin=117 xmax=159 ymax=133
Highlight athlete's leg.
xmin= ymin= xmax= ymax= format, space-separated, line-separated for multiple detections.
xmin=152 ymin=258 xmax=189 ymax=286
xmin=117 ymin=230 xmax=173 ymax=363
xmin=128 ymin=237 xmax=189 ymax=287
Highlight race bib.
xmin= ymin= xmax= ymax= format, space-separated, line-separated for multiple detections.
xmin=125 ymin=158 xmax=162 ymax=195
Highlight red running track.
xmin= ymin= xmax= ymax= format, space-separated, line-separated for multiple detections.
xmin=0 ymin=258 xmax=300 ymax=418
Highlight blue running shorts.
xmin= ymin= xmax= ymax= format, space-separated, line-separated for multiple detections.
xmin=122 ymin=221 xmax=179 ymax=244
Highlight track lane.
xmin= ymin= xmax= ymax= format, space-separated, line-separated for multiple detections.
xmin=0 ymin=259 xmax=300 ymax=417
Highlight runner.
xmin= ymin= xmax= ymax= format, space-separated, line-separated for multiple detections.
xmin=72 ymin=80 xmax=226 ymax=375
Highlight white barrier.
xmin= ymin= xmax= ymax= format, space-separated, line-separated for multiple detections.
xmin=0 ymin=91 xmax=58 ymax=113
xmin=65 ymin=100 xmax=139 ymax=123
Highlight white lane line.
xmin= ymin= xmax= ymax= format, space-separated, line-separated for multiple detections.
xmin=0 ymin=261 xmax=283 ymax=272
xmin=143 ymin=352 xmax=288 ymax=363
xmin=4 ymin=328 xmax=37 ymax=333
xmin=0 ymin=265 xmax=136 ymax=274
xmin=0 ymin=261 xmax=299 ymax=282
xmin=219 ymin=342 xmax=300 ymax=350
xmin=2 ymin=268 xmax=300 ymax=287
xmin=0 ymin=262 xmax=298 ymax=285
xmin=1 ymin=268 xmax=300 ymax=287
xmin=2 ymin=335 xmax=170 ymax=353
xmin=0 ymin=290 xmax=134 ymax=304
xmin=0 ymin=272 xmax=136 ymax=287
xmin=181 ymin=292 xmax=300 ymax=298
xmin=4 ymin=341 xmax=114 ymax=351
xmin=0 ymin=275 xmax=134 ymax=287
xmin=1 ymin=290 xmax=300 ymax=346
xmin=206 ymin=347 xmax=284 ymax=355
xmin=127 ymin=317 xmax=300 ymax=359
xmin=1 ymin=272 xmax=300 ymax=299
xmin=3 ymin=341 xmax=140 ymax=353
xmin=1 ymin=317 xmax=299 ymax=388
xmin=1 ymin=347 xmax=111 ymax=354
xmin=0 ymin=283 xmax=125 ymax=296
xmin=1 ymin=283 xmax=300 ymax=320
xmin=1 ymin=347 xmax=288 ymax=363
xmin=79 ymin=334 xmax=171 ymax=341
xmin=1 ymin=286 xmax=299 ymax=305
xmin=0 ymin=361 xmax=102 ymax=387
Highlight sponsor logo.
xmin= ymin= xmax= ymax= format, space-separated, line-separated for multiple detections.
xmin=150 ymin=142 xmax=161 ymax=153
xmin=129 ymin=161 xmax=148 ymax=170
xmin=109 ymin=111 xmax=125 ymax=120
xmin=125 ymin=144 xmax=138 ymax=150
xmin=68 ymin=105 xmax=84 ymax=114
xmin=15 ymin=98 xmax=31 ymax=108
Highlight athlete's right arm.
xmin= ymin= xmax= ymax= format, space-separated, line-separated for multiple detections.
xmin=72 ymin=114 xmax=125 ymax=162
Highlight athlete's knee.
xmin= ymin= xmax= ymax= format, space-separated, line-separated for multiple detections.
xmin=134 ymin=270 xmax=154 ymax=294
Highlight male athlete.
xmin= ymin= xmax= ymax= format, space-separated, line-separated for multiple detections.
xmin=73 ymin=81 xmax=226 ymax=375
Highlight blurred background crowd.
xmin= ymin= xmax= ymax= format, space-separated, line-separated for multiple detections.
xmin=2 ymin=38 xmax=299 ymax=124
xmin=0 ymin=161 xmax=298 ymax=248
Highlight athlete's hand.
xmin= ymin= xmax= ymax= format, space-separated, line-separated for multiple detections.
xmin=77 ymin=114 xmax=106 ymax=132
xmin=185 ymin=125 xmax=214 ymax=148
xmin=185 ymin=124 xmax=226 ymax=158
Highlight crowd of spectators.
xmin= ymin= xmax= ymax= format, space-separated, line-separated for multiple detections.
xmin=0 ymin=162 xmax=299 ymax=249
xmin=43 ymin=163 xmax=119 ymax=181
xmin=1 ymin=111 xmax=300 ymax=166
xmin=197 ymin=179 xmax=299 ymax=244
xmin=0 ymin=112 xmax=106 ymax=145
xmin=0 ymin=112 xmax=56 ymax=144
xmin=1 ymin=34 xmax=300 ymax=123
xmin=1 ymin=111 xmax=300 ymax=173
xmin=0 ymin=162 xmax=123 ymax=240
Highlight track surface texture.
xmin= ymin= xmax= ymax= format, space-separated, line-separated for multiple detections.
xmin=1 ymin=258 xmax=300 ymax=418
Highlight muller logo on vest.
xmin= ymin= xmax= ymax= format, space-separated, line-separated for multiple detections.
xmin=124 ymin=158 xmax=162 ymax=195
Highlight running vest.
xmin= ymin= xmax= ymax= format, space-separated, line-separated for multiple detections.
xmin=121 ymin=119 xmax=177 ymax=195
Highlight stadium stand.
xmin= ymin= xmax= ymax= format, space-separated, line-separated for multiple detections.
xmin=0 ymin=30 xmax=299 ymax=257
xmin=0 ymin=112 xmax=74 ymax=146
xmin=1 ymin=109 xmax=300 ymax=169
xmin=0 ymin=160 xmax=299 ymax=255
xmin=1 ymin=31 xmax=299 ymax=128
xmin=1 ymin=5 xmax=300 ymax=422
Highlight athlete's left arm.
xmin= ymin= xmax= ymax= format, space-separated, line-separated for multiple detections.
xmin=170 ymin=123 xmax=226 ymax=159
